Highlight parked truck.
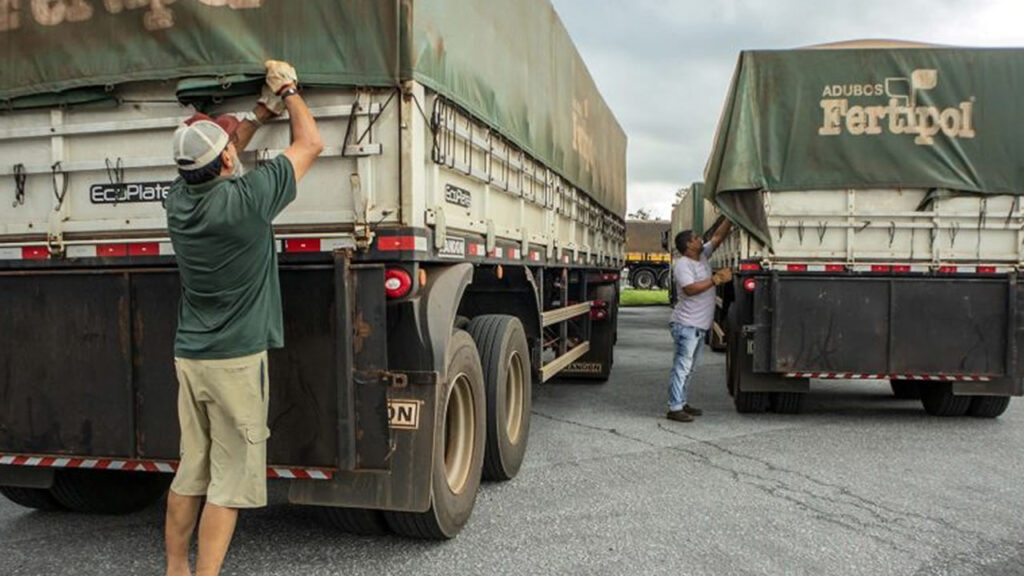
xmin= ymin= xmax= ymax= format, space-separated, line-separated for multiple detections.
xmin=707 ymin=42 xmax=1022 ymax=417
xmin=624 ymin=220 xmax=670 ymax=289
xmin=0 ymin=0 xmax=626 ymax=539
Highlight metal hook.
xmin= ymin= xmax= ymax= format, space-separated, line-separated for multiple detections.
xmin=817 ymin=221 xmax=828 ymax=244
xmin=948 ymin=222 xmax=960 ymax=247
xmin=104 ymin=157 xmax=125 ymax=204
xmin=797 ymin=221 xmax=805 ymax=244
xmin=888 ymin=221 xmax=897 ymax=248
xmin=51 ymin=162 xmax=68 ymax=212
xmin=12 ymin=163 xmax=26 ymax=208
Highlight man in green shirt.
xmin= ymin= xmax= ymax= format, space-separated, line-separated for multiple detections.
xmin=163 ymin=60 xmax=323 ymax=576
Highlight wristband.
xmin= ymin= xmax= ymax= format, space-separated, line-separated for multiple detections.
xmin=241 ymin=110 xmax=262 ymax=127
xmin=280 ymin=87 xmax=299 ymax=100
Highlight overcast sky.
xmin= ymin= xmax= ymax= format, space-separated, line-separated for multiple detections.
xmin=549 ymin=0 xmax=1024 ymax=220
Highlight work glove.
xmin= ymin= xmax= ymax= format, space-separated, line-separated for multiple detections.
xmin=265 ymin=60 xmax=298 ymax=95
xmin=257 ymin=83 xmax=286 ymax=116
xmin=711 ymin=268 xmax=733 ymax=286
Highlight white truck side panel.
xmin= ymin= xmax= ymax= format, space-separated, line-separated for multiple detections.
xmin=712 ymin=189 xmax=1024 ymax=268
xmin=0 ymin=81 xmax=624 ymax=264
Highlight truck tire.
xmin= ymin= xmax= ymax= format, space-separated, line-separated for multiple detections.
xmin=632 ymin=269 xmax=656 ymax=290
xmin=657 ymin=269 xmax=671 ymax=290
xmin=50 ymin=469 xmax=171 ymax=514
xmin=0 ymin=486 xmax=65 ymax=511
xmin=385 ymin=330 xmax=485 ymax=539
xmin=968 ymin=396 xmax=1011 ymax=418
xmin=890 ymin=380 xmax=922 ymax=399
xmin=467 ymin=315 xmax=532 ymax=482
xmin=770 ymin=392 xmax=804 ymax=414
xmin=726 ymin=309 xmax=768 ymax=413
xmin=316 ymin=506 xmax=390 ymax=536
xmin=920 ymin=383 xmax=971 ymax=417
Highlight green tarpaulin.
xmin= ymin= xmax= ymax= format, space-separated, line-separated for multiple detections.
xmin=0 ymin=0 xmax=625 ymax=218
xmin=704 ymin=47 xmax=1024 ymax=247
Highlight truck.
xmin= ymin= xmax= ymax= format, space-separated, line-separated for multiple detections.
xmin=0 ymin=0 xmax=626 ymax=539
xmin=624 ymin=220 xmax=670 ymax=290
xmin=665 ymin=183 xmax=728 ymax=350
xmin=707 ymin=42 xmax=1023 ymax=417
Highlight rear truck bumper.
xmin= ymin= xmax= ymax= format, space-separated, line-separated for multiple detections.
xmin=727 ymin=271 xmax=1024 ymax=396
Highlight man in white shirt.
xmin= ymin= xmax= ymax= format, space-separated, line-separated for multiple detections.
xmin=667 ymin=219 xmax=732 ymax=422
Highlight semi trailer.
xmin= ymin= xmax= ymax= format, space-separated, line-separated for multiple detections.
xmin=0 ymin=0 xmax=626 ymax=538
xmin=707 ymin=42 xmax=1023 ymax=417
xmin=624 ymin=220 xmax=670 ymax=290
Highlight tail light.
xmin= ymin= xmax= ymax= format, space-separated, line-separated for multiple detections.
xmin=739 ymin=262 xmax=761 ymax=272
xmin=743 ymin=278 xmax=757 ymax=293
xmin=590 ymin=299 xmax=609 ymax=321
xmin=384 ymin=268 xmax=413 ymax=299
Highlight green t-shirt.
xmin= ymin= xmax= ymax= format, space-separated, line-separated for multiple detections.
xmin=165 ymin=155 xmax=297 ymax=359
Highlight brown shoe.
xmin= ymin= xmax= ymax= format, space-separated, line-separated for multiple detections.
xmin=666 ymin=409 xmax=694 ymax=423
xmin=682 ymin=404 xmax=703 ymax=416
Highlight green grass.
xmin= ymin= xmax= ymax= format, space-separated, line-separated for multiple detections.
xmin=620 ymin=289 xmax=669 ymax=307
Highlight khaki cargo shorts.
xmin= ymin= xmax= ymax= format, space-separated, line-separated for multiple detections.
xmin=171 ymin=351 xmax=270 ymax=508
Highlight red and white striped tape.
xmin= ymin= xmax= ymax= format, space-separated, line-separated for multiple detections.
xmin=771 ymin=263 xmax=1014 ymax=274
xmin=0 ymin=243 xmax=175 ymax=261
xmin=0 ymin=454 xmax=333 ymax=480
xmin=784 ymin=373 xmax=992 ymax=382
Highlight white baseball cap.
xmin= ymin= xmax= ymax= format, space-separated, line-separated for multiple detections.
xmin=172 ymin=113 xmax=240 ymax=171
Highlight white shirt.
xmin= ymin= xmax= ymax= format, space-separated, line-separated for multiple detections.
xmin=671 ymin=242 xmax=715 ymax=329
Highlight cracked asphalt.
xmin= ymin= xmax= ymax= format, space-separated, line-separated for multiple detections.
xmin=3 ymin=306 xmax=1024 ymax=575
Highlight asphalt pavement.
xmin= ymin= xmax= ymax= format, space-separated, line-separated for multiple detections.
xmin=2 ymin=305 xmax=1023 ymax=575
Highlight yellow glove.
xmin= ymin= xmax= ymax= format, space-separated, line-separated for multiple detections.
xmin=712 ymin=268 xmax=733 ymax=286
xmin=265 ymin=59 xmax=298 ymax=95
xmin=257 ymin=83 xmax=285 ymax=116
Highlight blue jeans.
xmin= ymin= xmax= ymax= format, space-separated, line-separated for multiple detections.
xmin=668 ymin=323 xmax=705 ymax=411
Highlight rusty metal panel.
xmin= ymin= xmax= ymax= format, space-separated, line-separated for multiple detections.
xmin=0 ymin=273 xmax=134 ymax=456
xmin=352 ymin=265 xmax=390 ymax=470
xmin=131 ymin=272 xmax=182 ymax=460
xmin=269 ymin=267 xmax=339 ymax=468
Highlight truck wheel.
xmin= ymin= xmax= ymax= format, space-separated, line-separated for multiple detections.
xmin=316 ymin=506 xmax=390 ymax=536
xmin=0 ymin=486 xmax=65 ymax=511
xmin=890 ymin=380 xmax=922 ymax=400
xmin=726 ymin=308 xmax=767 ymax=413
xmin=632 ymin=269 xmax=656 ymax=290
xmin=657 ymin=269 xmax=671 ymax=290
xmin=467 ymin=315 xmax=532 ymax=482
xmin=50 ymin=469 xmax=171 ymax=514
xmin=385 ymin=330 xmax=485 ymax=539
xmin=770 ymin=392 xmax=804 ymax=414
xmin=920 ymin=384 xmax=972 ymax=417
xmin=968 ymin=396 xmax=1011 ymax=418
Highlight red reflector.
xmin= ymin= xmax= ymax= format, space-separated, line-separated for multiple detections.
xmin=129 ymin=243 xmax=160 ymax=256
xmin=378 ymin=236 xmax=416 ymax=252
xmin=384 ymin=268 xmax=413 ymax=299
xmin=592 ymin=299 xmax=608 ymax=309
xmin=825 ymin=264 xmax=845 ymax=272
xmin=743 ymin=278 xmax=757 ymax=293
xmin=285 ymin=239 xmax=321 ymax=253
xmin=892 ymin=265 xmax=911 ymax=273
xmin=871 ymin=265 xmax=891 ymax=273
xmin=738 ymin=262 xmax=761 ymax=271
xmin=938 ymin=266 xmax=958 ymax=274
xmin=976 ymin=266 xmax=997 ymax=274
xmin=98 ymin=244 xmax=128 ymax=257
xmin=786 ymin=264 xmax=807 ymax=272
xmin=21 ymin=247 xmax=49 ymax=260
xmin=590 ymin=309 xmax=608 ymax=321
